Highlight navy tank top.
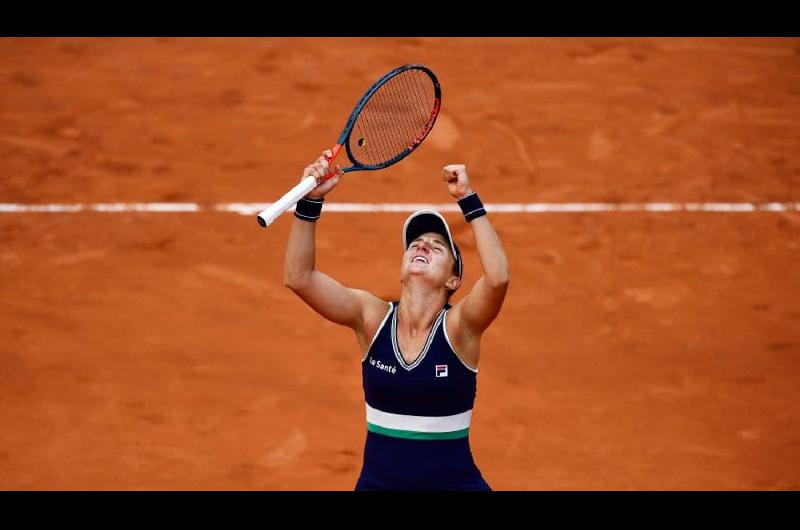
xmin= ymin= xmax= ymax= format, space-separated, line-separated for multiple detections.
xmin=355 ymin=301 xmax=491 ymax=491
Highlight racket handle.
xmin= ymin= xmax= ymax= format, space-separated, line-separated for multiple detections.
xmin=256 ymin=175 xmax=319 ymax=228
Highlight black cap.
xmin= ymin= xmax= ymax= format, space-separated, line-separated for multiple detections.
xmin=402 ymin=209 xmax=462 ymax=279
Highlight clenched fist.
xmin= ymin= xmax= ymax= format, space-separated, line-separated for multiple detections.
xmin=442 ymin=164 xmax=474 ymax=200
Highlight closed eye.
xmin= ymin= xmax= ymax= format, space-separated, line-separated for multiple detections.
xmin=410 ymin=239 xmax=446 ymax=252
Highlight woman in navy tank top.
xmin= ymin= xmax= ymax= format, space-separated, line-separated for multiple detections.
xmin=284 ymin=150 xmax=510 ymax=491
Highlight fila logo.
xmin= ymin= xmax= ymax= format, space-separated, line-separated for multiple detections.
xmin=435 ymin=364 xmax=448 ymax=378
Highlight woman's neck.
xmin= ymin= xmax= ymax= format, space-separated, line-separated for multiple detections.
xmin=398 ymin=283 xmax=446 ymax=336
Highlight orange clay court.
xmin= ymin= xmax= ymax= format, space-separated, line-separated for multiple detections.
xmin=1 ymin=37 xmax=799 ymax=490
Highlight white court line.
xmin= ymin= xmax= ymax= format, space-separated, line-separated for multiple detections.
xmin=90 ymin=202 xmax=200 ymax=212
xmin=0 ymin=202 xmax=799 ymax=214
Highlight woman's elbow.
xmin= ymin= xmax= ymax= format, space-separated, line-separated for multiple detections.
xmin=283 ymin=270 xmax=308 ymax=291
xmin=487 ymin=267 xmax=510 ymax=289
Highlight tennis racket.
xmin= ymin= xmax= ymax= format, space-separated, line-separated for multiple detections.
xmin=257 ymin=64 xmax=442 ymax=227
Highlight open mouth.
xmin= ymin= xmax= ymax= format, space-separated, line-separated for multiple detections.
xmin=411 ymin=256 xmax=429 ymax=264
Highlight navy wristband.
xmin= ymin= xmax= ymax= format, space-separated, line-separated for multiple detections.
xmin=294 ymin=197 xmax=324 ymax=222
xmin=458 ymin=192 xmax=486 ymax=222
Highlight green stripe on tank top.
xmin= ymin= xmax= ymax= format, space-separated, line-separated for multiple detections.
xmin=367 ymin=423 xmax=470 ymax=440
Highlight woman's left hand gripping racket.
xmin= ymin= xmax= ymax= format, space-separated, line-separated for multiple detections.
xmin=257 ymin=64 xmax=442 ymax=227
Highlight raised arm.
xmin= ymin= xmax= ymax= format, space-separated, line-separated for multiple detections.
xmin=283 ymin=151 xmax=386 ymax=334
xmin=444 ymin=165 xmax=510 ymax=338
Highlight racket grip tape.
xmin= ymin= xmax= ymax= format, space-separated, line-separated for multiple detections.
xmin=256 ymin=175 xmax=319 ymax=228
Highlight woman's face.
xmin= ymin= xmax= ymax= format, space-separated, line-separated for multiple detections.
xmin=400 ymin=232 xmax=459 ymax=292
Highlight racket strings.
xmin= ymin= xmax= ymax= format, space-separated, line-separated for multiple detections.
xmin=392 ymin=71 xmax=433 ymax=149
xmin=398 ymin=71 xmax=431 ymax=147
xmin=350 ymin=69 xmax=437 ymax=167
xmin=360 ymin=79 xmax=409 ymax=163
xmin=359 ymin=84 xmax=396 ymax=165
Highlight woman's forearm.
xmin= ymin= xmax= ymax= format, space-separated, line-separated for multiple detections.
xmin=284 ymin=217 xmax=317 ymax=289
xmin=469 ymin=214 xmax=510 ymax=288
xmin=283 ymin=151 xmax=344 ymax=290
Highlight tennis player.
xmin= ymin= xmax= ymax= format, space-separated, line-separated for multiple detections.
xmin=283 ymin=150 xmax=510 ymax=490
